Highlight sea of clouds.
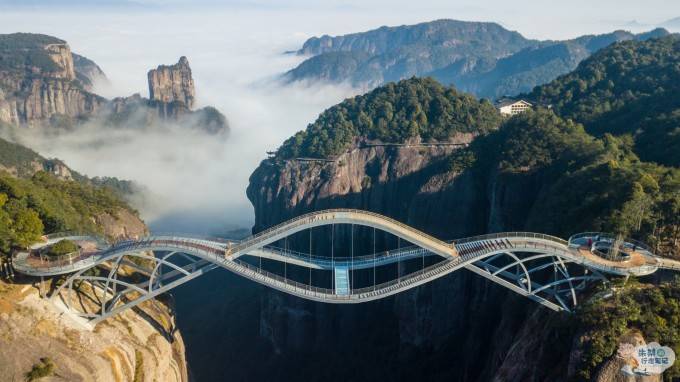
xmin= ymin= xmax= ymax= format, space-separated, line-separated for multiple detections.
xmin=0 ymin=3 xmax=677 ymax=234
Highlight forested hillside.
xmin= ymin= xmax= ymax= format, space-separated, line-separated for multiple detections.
xmin=529 ymin=35 xmax=680 ymax=167
xmin=0 ymin=137 xmax=145 ymax=255
xmin=0 ymin=171 xmax=133 ymax=253
xmin=276 ymin=77 xmax=501 ymax=159
xmin=451 ymin=108 xmax=680 ymax=257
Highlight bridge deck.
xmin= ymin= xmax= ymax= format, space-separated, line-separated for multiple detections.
xmin=10 ymin=209 xmax=679 ymax=325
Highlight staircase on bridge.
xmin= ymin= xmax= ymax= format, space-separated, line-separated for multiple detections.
xmin=334 ymin=266 xmax=350 ymax=296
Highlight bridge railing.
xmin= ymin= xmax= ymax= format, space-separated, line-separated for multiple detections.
xmin=231 ymin=241 xmax=493 ymax=300
xmin=567 ymin=232 xmax=655 ymax=254
xmin=234 ymin=209 xmax=451 ymax=254
xmin=142 ymin=232 xmax=233 ymax=244
xmin=259 ymin=245 xmax=430 ymax=264
xmin=453 ymin=232 xmax=568 ymax=246
xmin=658 ymin=260 xmax=680 ymax=271
xmin=231 ymin=258 xmax=337 ymax=297
xmin=12 ymin=253 xmax=101 ymax=275
xmin=14 ymin=234 xmax=111 ymax=272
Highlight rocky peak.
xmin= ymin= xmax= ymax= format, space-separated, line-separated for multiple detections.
xmin=147 ymin=56 xmax=195 ymax=109
xmin=44 ymin=43 xmax=76 ymax=80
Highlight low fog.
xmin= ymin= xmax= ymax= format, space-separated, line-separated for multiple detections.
xmin=0 ymin=5 xmax=677 ymax=234
xmin=0 ymin=9 xmax=364 ymax=233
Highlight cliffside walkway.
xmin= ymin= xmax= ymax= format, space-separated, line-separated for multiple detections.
xmin=11 ymin=209 xmax=680 ymax=326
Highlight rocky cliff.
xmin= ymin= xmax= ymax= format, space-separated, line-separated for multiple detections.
xmin=0 ymin=280 xmax=188 ymax=382
xmin=0 ymin=75 xmax=104 ymax=127
xmin=148 ymin=56 xmax=195 ymax=109
xmin=0 ymin=34 xmax=106 ymax=127
xmin=100 ymin=56 xmax=227 ymax=134
xmin=246 ymin=140 xmax=675 ymax=381
xmin=0 ymin=33 xmax=228 ymax=134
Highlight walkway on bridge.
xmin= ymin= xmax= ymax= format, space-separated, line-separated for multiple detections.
xmin=10 ymin=209 xmax=680 ymax=326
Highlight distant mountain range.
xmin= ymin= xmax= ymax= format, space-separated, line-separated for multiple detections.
xmin=284 ymin=19 xmax=670 ymax=99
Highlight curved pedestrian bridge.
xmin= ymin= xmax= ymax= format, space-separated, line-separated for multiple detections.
xmin=11 ymin=209 xmax=680 ymax=326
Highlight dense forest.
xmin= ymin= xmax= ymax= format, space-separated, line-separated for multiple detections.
xmin=450 ymin=108 xmax=680 ymax=257
xmin=0 ymin=137 xmax=139 ymax=255
xmin=529 ymin=35 xmax=680 ymax=167
xmin=0 ymin=170 xmax=132 ymax=253
xmin=276 ymin=77 xmax=501 ymax=159
xmin=577 ymin=278 xmax=680 ymax=379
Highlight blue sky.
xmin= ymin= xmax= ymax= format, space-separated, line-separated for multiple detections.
xmin=1 ymin=0 xmax=677 ymax=40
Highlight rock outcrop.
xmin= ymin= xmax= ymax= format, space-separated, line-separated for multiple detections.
xmin=102 ymin=56 xmax=228 ymax=134
xmin=0 ymin=280 xmax=188 ymax=382
xmin=43 ymin=43 xmax=76 ymax=80
xmin=0 ymin=34 xmax=105 ymax=127
xmin=95 ymin=207 xmax=149 ymax=240
xmin=148 ymin=56 xmax=195 ymax=109
xmin=0 ymin=76 xmax=104 ymax=127
xmin=0 ymin=33 xmax=227 ymax=134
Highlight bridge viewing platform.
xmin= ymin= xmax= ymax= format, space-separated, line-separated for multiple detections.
xmin=9 ymin=209 xmax=680 ymax=326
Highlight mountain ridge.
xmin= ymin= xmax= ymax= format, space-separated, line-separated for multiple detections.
xmin=285 ymin=19 xmax=670 ymax=99
xmin=243 ymin=33 xmax=680 ymax=381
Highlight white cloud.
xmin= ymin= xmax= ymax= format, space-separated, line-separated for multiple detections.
xmin=0 ymin=9 xmax=362 ymax=234
xmin=0 ymin=4 xmax=675 ymax=234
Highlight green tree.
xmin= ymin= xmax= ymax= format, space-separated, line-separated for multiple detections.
xmin=275 ymin=77 xmax=502 ymax=159
xmin=45 ymin=239 xmax=78 ymax=257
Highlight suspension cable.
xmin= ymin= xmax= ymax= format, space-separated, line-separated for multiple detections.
xmin=351 ymin=224 xmax=354 ymax=295
xmin=331 ymin=224 xmax=334 ymax=290
xmin=397 ymin=236 xmax=401 ymax=281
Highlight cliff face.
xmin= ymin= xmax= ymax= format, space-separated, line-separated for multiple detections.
xmin=95 ymin=207 xmax=149 ymax=240
xmin=0 ymin=39 xmax=104 ymax=127
xmin=0 ymin=75 xmax=103 ymax=127
xmin=43 ymin=43 xmax=76 ymax=80
xmin=246 ymin=139 xmax=576 ymax=380
xmin=246 ymin=141 xmax=666 ymax=380
xmin=0 ymin=280 xmax=188 ymax=382
xmin=249 ymin=135 xmax=482 ymax=237
xmin=0 ymin=33 xmax=227 ymax=134
xmin=148 ymin=56 xmax=195 ymax=109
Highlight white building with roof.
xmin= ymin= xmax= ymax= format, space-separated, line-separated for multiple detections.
xmin=496 ymin=99 xmax=533 ymax=116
